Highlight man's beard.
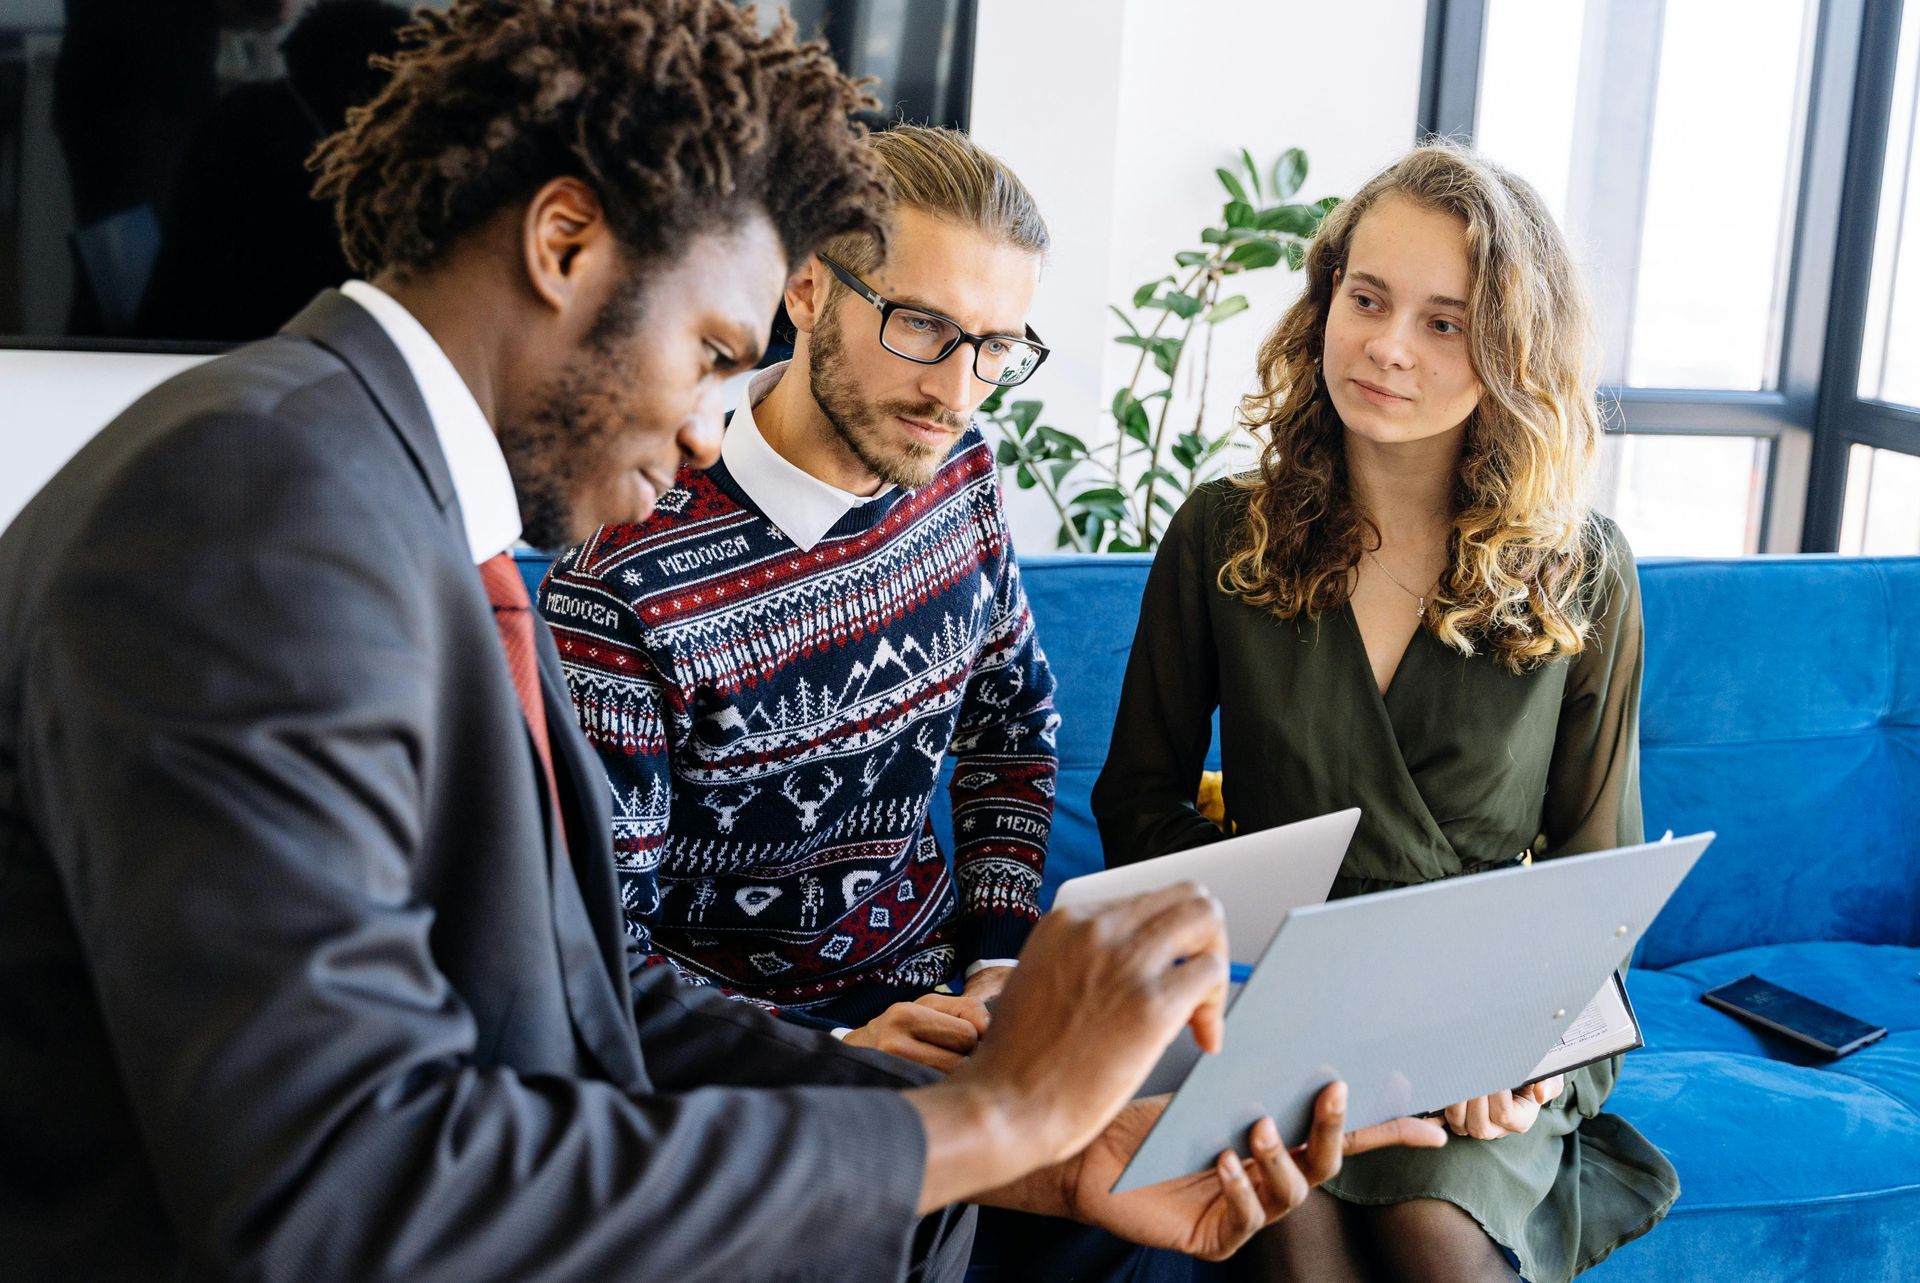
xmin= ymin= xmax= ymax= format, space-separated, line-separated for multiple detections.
xmin=497 ymin=346 xmax=630 ymax=552
xmin=808 ymin=304 xmax=967 ymax=490
xmin=493 ymin=286 xmax=656 ymax=552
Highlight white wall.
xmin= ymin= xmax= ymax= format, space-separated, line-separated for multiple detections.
xmin=969 ymin=0 xmax=1427 ymax=552
xmin=0 ymin=0 xmax=1426 ymax=537
xmin=0 ymin=350 xmax=210 ymax=525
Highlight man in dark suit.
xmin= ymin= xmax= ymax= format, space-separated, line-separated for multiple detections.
xmin=0 ymin=3 xmax=1440 ymax=1279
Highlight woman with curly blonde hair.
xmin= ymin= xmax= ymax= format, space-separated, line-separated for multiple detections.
xmin=1092 ymin=142 xmax=1679 ymax=1282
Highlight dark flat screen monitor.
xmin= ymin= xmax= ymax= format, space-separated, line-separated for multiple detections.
xmin=0 ymin=0 xmax=975 ymax=351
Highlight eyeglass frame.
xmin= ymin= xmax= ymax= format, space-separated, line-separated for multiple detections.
xmin=816 ymin=253 xmax=1050 ymax=387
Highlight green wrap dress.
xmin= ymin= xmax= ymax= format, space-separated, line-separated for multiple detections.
xmin=1091 ymin=480 xmax=1681 ymax=1283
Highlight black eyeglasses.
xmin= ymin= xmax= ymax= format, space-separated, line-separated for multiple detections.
xmin=818 ymin=254 xmax=1050 ymax=387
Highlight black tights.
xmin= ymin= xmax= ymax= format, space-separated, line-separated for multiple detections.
xmin=1228 ymin=1189 xmax=1521 ymax=1283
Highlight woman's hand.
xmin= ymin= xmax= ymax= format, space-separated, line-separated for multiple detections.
xmin=1440 ymin=1076 xmax=1563 ymax=1140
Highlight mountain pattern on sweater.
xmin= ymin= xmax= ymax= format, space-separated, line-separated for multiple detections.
xmin=539 ymin=428 xmax=1058 ymax=1026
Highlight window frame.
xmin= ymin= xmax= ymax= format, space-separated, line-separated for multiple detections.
xmin=1419 ymin=0 xmax=1915 ymax=553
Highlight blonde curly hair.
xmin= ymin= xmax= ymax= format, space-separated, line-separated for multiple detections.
xmin=1219 ymin=140 xmax=1611 ymax=671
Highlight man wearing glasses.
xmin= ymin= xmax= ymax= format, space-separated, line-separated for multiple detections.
xmin=538 ymin=125 xmax=1057 ymax=1069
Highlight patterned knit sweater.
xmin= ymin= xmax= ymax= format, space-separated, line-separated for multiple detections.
xmin=540 ymin=428 xmax=1058 ymax=1027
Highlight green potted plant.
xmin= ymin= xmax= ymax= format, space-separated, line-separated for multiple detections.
xmin=986 ymin=148 xmax=1339 ymax=552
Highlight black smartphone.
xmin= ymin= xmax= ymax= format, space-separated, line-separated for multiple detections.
xmin=1701 ymin=974 xmax=1888 ymax=1059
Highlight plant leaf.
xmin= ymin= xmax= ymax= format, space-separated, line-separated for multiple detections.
xmin=1204 ymin=294 xmax=1250 ymax=324
xmin=1174 ymin=250 xmax=1211 ymax=268
xmin=1134 ymin=466 xmax=1182 ymax=491
xmin=1315 ymin=195 xmax=1343 ymax=215
xmin=1162 ymin=291 xmax=1204 ymax=320
xmin=1071 ymin=511 xmax=1111 ymax=550
xmin=1285 ymin=239 xmax=1308 ymax=270
xmin=1241 ymin=146 xmax=1262 ymax=201
xmin=1271 ymin=147 xmax=1308 ymax=199
xmin=1108 ymin=304 xmax=1140 ymax=336
xmin=1037 ymin=424 xmax=1089 ymax=456
xmin=980 ymin=386 xmax=1007 ymax=415
xmin=1256 ymin=203 xmax=1321 ymax=235
xmin=1227 ymin=239 xmax=1284 ymax=270
xmin=1199 ymin=226 xmax=1234 ymax=245
xmin=1015 ymin=463 xmax=1036 ymax=489
xmin=995 ymin=439 xmax=1019 ymax=466
xmin=1009 ymin=400 xmax=1042 ymax=433
xmin=1132 ymin=276 xmax=1171 ymax=308
xmin=1224 ymin=200 xmax=1256 ymax=229
xmin=1215 ymin=167 xmax=1250 ymax=205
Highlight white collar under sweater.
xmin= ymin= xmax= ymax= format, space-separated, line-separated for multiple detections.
xmin=339 ymin=279 xmax=522 ymax=566
xmin=721 ymin=361 xmax=894 ymax=553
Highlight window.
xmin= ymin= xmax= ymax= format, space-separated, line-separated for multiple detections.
xmin=1597 ymin=435 xmax=1771 ymax=558
xmin=1423 ymin=0 xmax=1920 ymax=555
xmin=1478 ymin=0 xmax=1817 ymax=393
xmin=1857 ymin=0 xmax=1920 ymax=408
xmin=1839 ymin=445 xmax=1920 ymax=552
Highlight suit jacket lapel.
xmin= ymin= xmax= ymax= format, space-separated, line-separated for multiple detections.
xmin=533 ymin=608 xmax=645 ymax=1086
xmin=286 ymin=292 xmax=644 ymax=1083
xmin=280 ymin=290 xmax=459 ymax=517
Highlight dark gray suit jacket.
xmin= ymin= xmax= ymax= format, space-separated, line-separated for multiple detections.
xmin=0 ymin=292 xmax=961 ymax=1281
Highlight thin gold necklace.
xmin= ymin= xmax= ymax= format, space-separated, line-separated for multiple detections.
xmin=1366 ymin=549 xmax=1435 ymax=619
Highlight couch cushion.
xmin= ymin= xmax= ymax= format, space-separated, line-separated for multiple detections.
xmin=1637 ymin=729 xmax=1920 ymax=968
xmin=1630 ymin=941 xmax=1920 ymax=1064
xmin=1636 ymin=557 xmax=1920 ymax=967
xmin=1588 ymin=942 xmax=1920 ymax=1281
xmin=1005 ymin=554 xmax=1216 ymax=902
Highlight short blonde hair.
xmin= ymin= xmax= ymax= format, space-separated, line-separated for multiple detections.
xmin=818 ymin=124 xmax=1049 ymax=275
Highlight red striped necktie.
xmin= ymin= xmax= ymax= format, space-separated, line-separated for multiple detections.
xmin=479 ymin=552 xmax=568 ymax=847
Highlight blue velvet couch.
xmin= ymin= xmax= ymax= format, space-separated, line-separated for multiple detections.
xmin=1008 ymin=553 xmax=1920 ymax=1283
xmin=520 ymin=551 xmax=1920 ymax=1280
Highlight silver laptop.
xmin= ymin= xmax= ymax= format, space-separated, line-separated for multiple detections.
xmin=1052 ymin=808 xmax=1361 ymax=964
xmin=1111 ymin=832 xmax=1713 ymax=1193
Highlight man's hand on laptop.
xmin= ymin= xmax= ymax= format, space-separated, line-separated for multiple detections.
xmin=903 ymin=882 xmax=1233 ymax=1212
xmin=842 ymin=994 xmax=992 ymax=1072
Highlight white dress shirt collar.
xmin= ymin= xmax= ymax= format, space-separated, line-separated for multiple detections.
xmin=721 ymin=361 xmax=893 ymax=552
xmin=339 ymin=280 xmax=522 ymax=564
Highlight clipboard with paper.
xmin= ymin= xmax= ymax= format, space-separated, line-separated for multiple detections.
xmin=1110 ymin=832 xmax=1713 ymax=1194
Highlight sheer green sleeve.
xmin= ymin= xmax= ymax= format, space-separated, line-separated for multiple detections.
xmin=1540 ymin=519 xmax=1645 ymax=1117
xmin=1542 ymin=520 xmax=1646 ymax=859
xmin=1092 ymin=485 xmax=1229 ymax=867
